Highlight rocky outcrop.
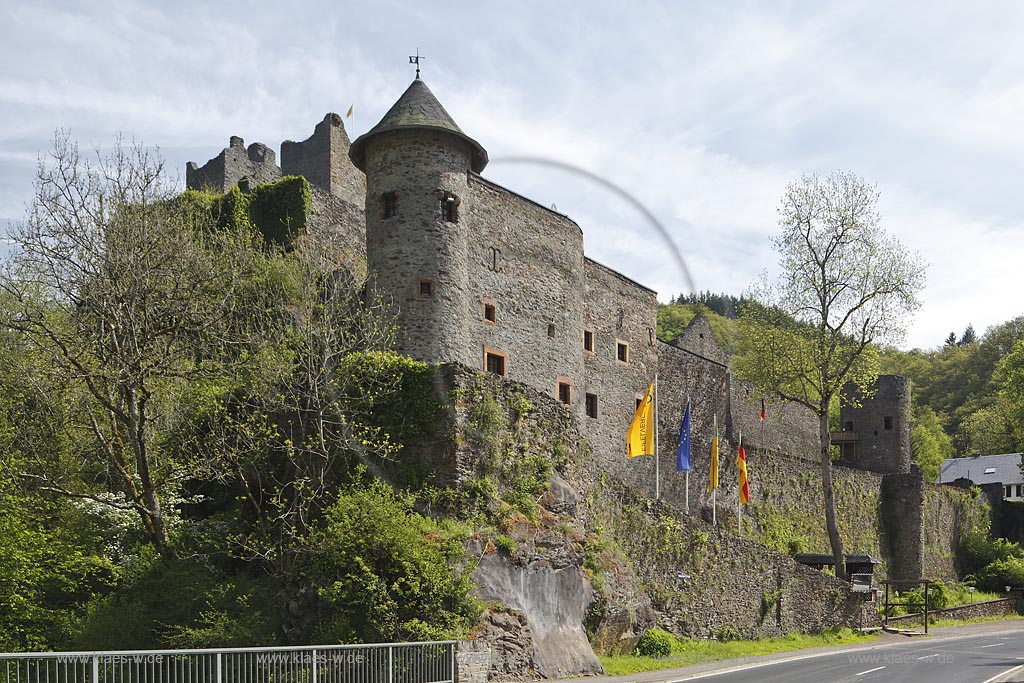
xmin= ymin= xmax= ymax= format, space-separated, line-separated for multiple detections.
xmin=472 ymin=552 xmax=602 ymax=678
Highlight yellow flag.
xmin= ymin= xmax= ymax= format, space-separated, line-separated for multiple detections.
xmin=627 ymin=382 xmax=655 ymax=458
xmin=706 ymin=416 xmax=719 ymax=492
xmin=346 ymin=104 xmax=354 ymax=118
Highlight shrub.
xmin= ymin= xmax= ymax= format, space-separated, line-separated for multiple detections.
xmin=959 ymin=530 xmax=1023 ymax=576
xmin=977 ymin=556 xmax=1024 ymax=593
xmin=307 ymin=479 xmax=479 ymax=643
xmin=636 ymin=628 xmax=674 ymax=658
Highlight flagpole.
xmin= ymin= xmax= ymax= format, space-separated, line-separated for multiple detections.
xmin=712 ymin=414 xmax=717 ymax=527
xmin=654 ymin=374 xmax=660 ymax=501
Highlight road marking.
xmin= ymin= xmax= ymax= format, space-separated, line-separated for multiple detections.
xmin=981 ymin=664 xmax=1024 ymax=683
xmin=917 ymin=654 xmax=939 ymax=659
xmin=979 ymin=643 xmax=1003 ymax=648
xmin=855 ymin=666 xmax=886 ymax=676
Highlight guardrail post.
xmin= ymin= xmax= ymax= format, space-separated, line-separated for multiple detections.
xmin=387 ymin=646 xmax=393 ymax=683
xmin=216 ymin=652 xmax=222 ymax=683
xmin=92 ymin=655 xmax=99 ymax=683
xmin=311 ymin=649 xmax=318 ymax=683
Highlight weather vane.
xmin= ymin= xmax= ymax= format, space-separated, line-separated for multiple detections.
xmin=409 ymin=49 xmax=425 ymax=79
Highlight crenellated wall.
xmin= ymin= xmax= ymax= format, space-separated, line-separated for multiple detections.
xmin=186 ymin=136 xmax=282 ymax=192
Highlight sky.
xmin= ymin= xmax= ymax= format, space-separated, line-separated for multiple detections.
xmin=1 ymin=1 xmax=1022 ymax=351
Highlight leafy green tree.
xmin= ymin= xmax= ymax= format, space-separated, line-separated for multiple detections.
xmin=737 ymin=172 xmax=926 ymax=578
xmin=911 ymin=406 xmax=952 ymax=482
xmin=0 ymin=133 xmax=258 ymax=555
xmin=956 ymin=397 xmax=1021 ymax=455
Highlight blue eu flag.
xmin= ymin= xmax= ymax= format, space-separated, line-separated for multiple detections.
xmin=676 ymin=401 xmax=692 ymax=472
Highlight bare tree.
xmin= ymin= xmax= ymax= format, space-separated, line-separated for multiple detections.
xmin=0 ymin=133 xmax=250 ymax=556
xmin=737 ymin=171 xmax=926 ymax=579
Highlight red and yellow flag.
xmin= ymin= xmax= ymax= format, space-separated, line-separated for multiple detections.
xmin=737 ymin=443 xmax=750 ymax=505
xmin=627 ymin=382 xmax=655 ymax=458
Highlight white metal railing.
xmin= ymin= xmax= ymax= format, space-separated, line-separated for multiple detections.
xmin=1 ymin=642 xmax=455 ymax=683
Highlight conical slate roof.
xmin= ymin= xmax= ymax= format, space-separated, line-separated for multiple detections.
xmin=349 ymin=78 xmax=488 ymax=173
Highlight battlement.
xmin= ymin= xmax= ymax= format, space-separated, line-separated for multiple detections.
xmin=281 ymin=113 xmax=365 ymax=207
xmin=186 ymin=136 xmax=282 ymax=193
xmin=187 ymin=115 xmax=366 ymax=209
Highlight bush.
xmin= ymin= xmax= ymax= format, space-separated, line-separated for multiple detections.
xmin=307 ymin=479 xmax=479 ymax=643
xmin=636 ymin=628 xmax=674 ymax=658
xmin=75 ymin=547 xmax=281 ymax=649
xmin=977 ymin=556 xmax=1024 ymax=593
xmin=959 ymin=530 xmax=1023 ymax=576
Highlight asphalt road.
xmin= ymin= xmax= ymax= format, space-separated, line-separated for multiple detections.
xmin=669 ymin=626 xmax=1024 ymax=683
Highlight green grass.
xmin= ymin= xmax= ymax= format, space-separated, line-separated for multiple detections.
xmin=600 ymin=629 xmax=878 ymax=676
xmin=927 ymin=614 xmax=1024 ymax=629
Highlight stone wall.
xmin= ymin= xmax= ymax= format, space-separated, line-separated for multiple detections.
xmin=281 ymin=113 xmax=366 ymax=208
xmin=305 ymin=187 xmax=367 ymax=264
xmin=186 ymin=136 xmax=282 ymax=192
xmin=922 ymin=482 xmax=990 ymax=581
xmin=464 ymin=175 xmax=587 ymax=412
xmin=455 ymin=640 xmax=491 ymax=683
xmin=885 ymin=597 xmax=1022 ymax=625
xmin=591 ymin=482 xmax=878 ymax=641
xmin=580 ymin=257 xmax=659 ymax=495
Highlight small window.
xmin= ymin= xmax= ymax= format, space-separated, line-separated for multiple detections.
xmin=1018 ymin=484 xmax=1023 ymax=497
xmin=484 ymin=349 xmax=507 ymax=377
xmin=583 ymin=329 xmax=594 ymax=353
xmin=585 ymin=393 xmax=598 ymax=418
xmin=381 ymin=191 xmax=398 ymax=219
xmin=548 ymin=323 xmax=556 ymax=338
xmin=844 ymin=421 xmax=854 ymax=432
xmin=617 ymin=341 xmax=629 ymax=364
xmin=417 ymin=278 xmax=434 ymax=298
xmin=483 ymin=299 xmax=497 ymax=324
xmin=440 ymin=192 xmax=458 ymax=222
xmin=1007 ymin=486 xmax=1013 ymax=498
xmin=557 ymin=380 xmax=572 ymax=405
xmin=884 ymin=416 xmax=893 ymax=430
xmin=984 ymin=467 xmax=997 ymax=475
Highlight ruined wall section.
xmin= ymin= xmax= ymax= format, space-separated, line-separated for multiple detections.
xmin=579 ymin=258 xmax=658 ymax=491
xmin=840 ymin=375 xmax=912 ymax=474
xmin=464 ymin=175 xmax=586 ymax=413
xmin=186 ymin=136 xmax=282 ymax=192
xmin=282 ymin=113 xmax=366 ymax=209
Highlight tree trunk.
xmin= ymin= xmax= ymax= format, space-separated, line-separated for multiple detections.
xmin=819 ymin=407 xmax=846 ymax=580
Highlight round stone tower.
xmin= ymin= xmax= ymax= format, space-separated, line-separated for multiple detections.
xmin=839 ymin=374 xmax=912 ymax=474
xmin=349 ymin=78 xmax=488 ymax=363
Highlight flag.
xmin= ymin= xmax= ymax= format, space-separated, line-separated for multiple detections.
xmin=676 ymin=400 xmax=691 ymax=472
xmin=706 ymin=415 xmax=719 ymax=492
xmin=627 ymin=382 xmax=655 ymax=458
xmin=760 ymin=398 xmax=766 ymax=422
xmin=346 ymin=104 xmax=354 ymax=118
xmin=737 ymin=443 xmax=750 ymax=505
